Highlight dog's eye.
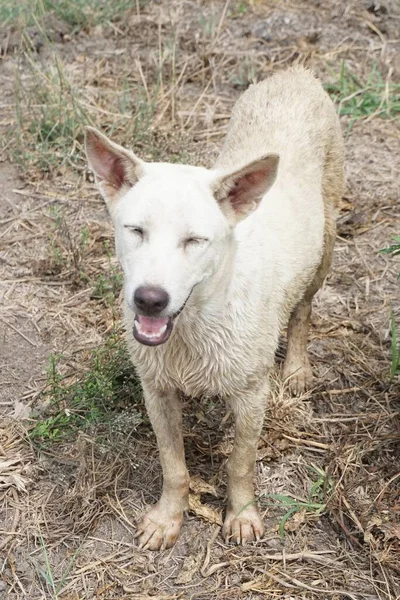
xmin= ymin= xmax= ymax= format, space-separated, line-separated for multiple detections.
xmin=125 ymin=225 xmax=144 ymax=238
xmin=184 ymin=236 xmax=208 ymax=248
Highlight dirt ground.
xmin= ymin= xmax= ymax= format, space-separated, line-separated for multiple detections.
xmin=0 ymin=1 xmax=399 ymax=598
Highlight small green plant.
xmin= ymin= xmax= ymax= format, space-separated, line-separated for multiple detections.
xmin=36 ymin=530 xmax=84 ymax=599
xmin=90 ymin=240 xmax=123 ymax=306
xmin=13 ymin=55 xmax=89 ymax=174
xmin=91 ymin=270 xmax=123 ymax=306
xmin=231 ymin=1 xmax=249 ymax=17
xmin=30 ymin=333 xmax=142 ymax=445
xmin=381 ymin=236 xmax=400 ymax=379
xmin=0 ymin=0 xmax=137 ymax=30
xmin=261 ymin=466 xmax=333 ymax=538
xmin=325 ymin=63 xmax=400 ymax=132
xmin=44 ymin=207 xmax=90 ymax=277
xmin=230 ymin=57 xmax=258 ymax=88
xmin=389 ymin=312 xmax=399 ymax=380
xmin=198 ymin=10 xmax=220 ymax=37
xmin=381 ymin=235 xmax=400 ymax=263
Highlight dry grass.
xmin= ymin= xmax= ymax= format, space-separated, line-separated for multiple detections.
xmin=0 ymin=0 xmax=399 ymax=598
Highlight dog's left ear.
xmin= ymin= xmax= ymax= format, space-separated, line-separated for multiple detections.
xmin=84 ymin=126 xmax=144 ymax=209
xmin=213 ymin=154 xmax=279 ymax=224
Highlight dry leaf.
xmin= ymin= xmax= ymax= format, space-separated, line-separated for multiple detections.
xmin=188 ymin=493 xmax=222 ymax=526
xmin=13 ymin=399 xmax=32 ymax=420
xmin=190 ymin=475 xmax=218 ymax=496
xmin=174 ymin=554 xmax=202 ymax=584
xmin=284 ymin=508 xmax=306 ymax=532
xmin=0 ymin=473 xmax=28 ymax=492
xmin=214 ymin=439 xmax=233 ymax=457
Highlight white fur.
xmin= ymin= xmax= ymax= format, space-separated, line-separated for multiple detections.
xmin=85 ymin=66 xmax=344 ymax=549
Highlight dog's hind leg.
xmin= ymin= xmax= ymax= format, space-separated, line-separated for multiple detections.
xmin=283 ymin=216 xmax=336 ymax=395
xmin=283 ymin=127 xmax=343 ymax=396
xmin=223 ymin=381 xmax=269 ymax=545
xmin=134 ymin=384 xmax=189 ymax=550
xmin=283 ymin=191 xmax=339 ymax=395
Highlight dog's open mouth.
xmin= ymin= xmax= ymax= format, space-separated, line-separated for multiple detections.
xmin=133 ymin=315 xmax=173 ymax=346
xmin=133 ymin=289 xmax=193 ymax=346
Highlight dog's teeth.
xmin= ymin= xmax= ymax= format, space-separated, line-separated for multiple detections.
xmin=134 ymin=320 xmax=167 ymax=338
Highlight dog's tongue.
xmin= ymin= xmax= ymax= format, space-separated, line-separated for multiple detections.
xmin=133 ymin=315 xmax=172 ymax=346
xmin=137 ymin=316 xmax=169 ymax=335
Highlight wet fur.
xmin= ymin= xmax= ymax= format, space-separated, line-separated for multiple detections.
xmin=85 ymin=66 xmax=344 ymax=550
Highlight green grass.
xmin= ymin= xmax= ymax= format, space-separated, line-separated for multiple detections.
xmin=4 ymin=0 xmax=183 ymax=175
xmin=325 ymin=63 xmax=400 ymax=131
xmin=36 ymin=530 xmax=85 ymax=599
xmin=10 ymin=50 xmax=164 ymax=175
xmin=30 ymin=333 xmax=143 ymax=446
xmin=0 ymin=0 xmax=140 ymax=31
xmin=389 ymin=311 xmax=399 ymax=380
xmin=46 ymin=205 xmax=78 ymax=275
xmin=91 ymin=270 xmax=123 ymax=306
xmin=381 ymin=236 xmax=400 ymax=379
xmin=89 ymin=239 xmax=123 ymax=306
xmin=381 ymin=235 xmax=400 ymax=261
xmin=13 ymin=55 xmax=90 ymax=174
xmin=261 ymin=466 xmax=333 ymax=538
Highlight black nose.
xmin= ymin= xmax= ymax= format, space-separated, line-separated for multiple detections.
xmin=134 ymin=286 xmax=170 ymax=315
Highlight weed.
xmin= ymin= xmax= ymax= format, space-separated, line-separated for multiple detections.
xmin=37 ymin=532 xmax=58 ymax=598
xmin=325 ymin=63 xmax=400 ymax=132
xmin=230 ymin=57 xmax=258 ymax=89
xmin=389 ymin=311 xmax=399 ymax=380
xmin=79 ymin=226 xmax=91 ymax=252
xmin=44 ymin=206 xmax=89 ymax=277
xmin=198 ymin=10 xmax=220 ymax=38
xmin=380 ymin=236 xmax=400 ymax=379
xmin=36 ymin=530 xmax=84 ymax=599
xmin=0 ymin=0 xmax=139 ymax=31
xmin=381 ymin=235 xmax=400 ymax=262
xmin=231 ymin=2 xmax=249 ymax=17
xmin=91 ymin=269 xmax=123 ymax=306
xmin=12 ymin=54 xmax=89 ymax=174
xmin=261 ymin=466 xmax=333 ymax=538
xmin=10 ymin=52 xmax=164 ymax=173
xmin=90 ymin=240 xmax=123 ymax=306
xmin=30 ymin=333 xmax=143 ymax=446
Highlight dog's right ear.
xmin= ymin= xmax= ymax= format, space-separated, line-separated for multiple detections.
xmin=84 ymin=126 xmax=144 ymax=208
xmin=212 ymin=154 xmax=279 ymax=224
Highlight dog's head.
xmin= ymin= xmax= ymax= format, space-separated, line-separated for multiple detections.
xmin=85 ymin=127 xmax=278 ymax=346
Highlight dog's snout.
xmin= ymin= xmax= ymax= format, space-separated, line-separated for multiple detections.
xmin=134 ymin=286 xmax=170 ymax=315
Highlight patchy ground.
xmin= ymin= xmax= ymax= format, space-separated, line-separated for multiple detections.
xmin=0 ymin=0 xmax=399 ymax=598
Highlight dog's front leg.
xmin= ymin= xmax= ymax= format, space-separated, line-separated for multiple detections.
xmin=223 ymin=381 xmax=268 ymax=545
xmin=134 ymin=383 xmax=189 ymax=550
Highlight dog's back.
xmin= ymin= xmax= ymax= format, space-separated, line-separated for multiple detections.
xmin=215 ymin=66 xmax=344 ymax=328
xmin=216 ymin=66 xmax=344 ymax=204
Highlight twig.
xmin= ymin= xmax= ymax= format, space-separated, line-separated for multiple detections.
xmin=0 ymin=318 xmax=37 ymax=347
xmin=201 ymin=526 xmax=220 ymax=576
xmin=202 ymin=550 xmax=338 ymax=577
xmin=248 ymin=568 xmax=364 ymax=599
xmin=0 ymin=488 xmax=21 ymax=552
xmin=281 ymin=434 xmax=330 ymax=449
xmin=372 ymin=472 xmax=400 ymax=506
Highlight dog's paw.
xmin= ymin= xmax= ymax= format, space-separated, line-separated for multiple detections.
xmin=282 ymin=356 xmax=313 ymax=396
xmin=134 ymin=506 xmax=183 ymax=551
xmin=222 ymin=505 xmax=264 ymax=545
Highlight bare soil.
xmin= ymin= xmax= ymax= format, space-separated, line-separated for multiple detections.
xmin=0 ymin=1 xmax=399 ymax=599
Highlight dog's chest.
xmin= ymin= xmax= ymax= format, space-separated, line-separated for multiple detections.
xmin=128 ymin=311 xmax=271 ymax=398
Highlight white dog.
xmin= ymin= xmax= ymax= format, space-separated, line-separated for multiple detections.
xmin=85 ymin=66 xmax=344 ymax=550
